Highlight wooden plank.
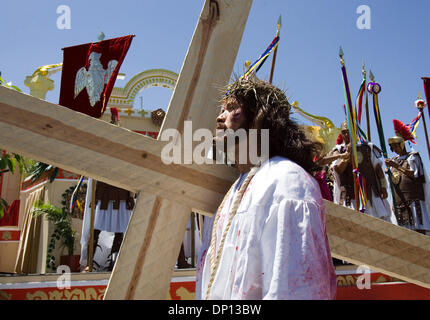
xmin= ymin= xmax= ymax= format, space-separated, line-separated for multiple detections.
xmin=325 ymin=200 xmax=430 ymax=289
xmin=104 ymin=0 xmax=252 ymax=299
xmin=104 ymin=194 xmax=191 ymax=299
xmin=160 ymin=0 xmax=253 ymax=135
xmin=0 ymin=86 xmax=238 ymax=214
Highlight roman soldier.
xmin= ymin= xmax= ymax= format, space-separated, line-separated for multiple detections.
xmin=385 ymin=119 xmax=430 ymax=234
xmin=329 ymin=121 xmax=396 ymax=223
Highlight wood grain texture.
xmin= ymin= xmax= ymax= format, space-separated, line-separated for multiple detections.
xmin=325 ymin=200 xmax=430 ymax=289
xmin=159 ymin=0 xmax=253 ymax=136
xmin=106 ymin=0 xmax=253 ymax=299
xmin=0 ymin=86 xmax=238 ymax=214
xmin=104 ymin=194 xmax=191 ymax=299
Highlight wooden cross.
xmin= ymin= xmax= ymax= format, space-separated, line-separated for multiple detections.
xmin=1 ymin=0 xmax=430 ymax=300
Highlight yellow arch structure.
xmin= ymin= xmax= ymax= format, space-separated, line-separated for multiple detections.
xmin=108 ymin=69 xmax=178 ymax=108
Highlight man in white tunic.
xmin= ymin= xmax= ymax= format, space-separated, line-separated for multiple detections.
xmin=196 ymin=79 xmax=337 ymax=300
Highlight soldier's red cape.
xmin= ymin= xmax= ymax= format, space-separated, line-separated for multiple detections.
xmin=59 ymin=35 xmax=134 ymax=118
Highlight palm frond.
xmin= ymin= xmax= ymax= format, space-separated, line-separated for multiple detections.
xmin=27 ymin=162 xmax=59 ymax=183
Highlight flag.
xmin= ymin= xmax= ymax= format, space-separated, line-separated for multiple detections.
xmin=356 ymin=78 xmax=366 ymax=125
xmin=408 ymin=111 xmax=422 ymax=143
xmin=422 ymin=77 xmax=430 ymax=108
xmin=242 ymin=35 xmax=279 ymax=81
xmin=69 ymin=175 xmax=85 ymax=214
xmin=422 ymin=77 xmax=430 ymax=122
xmin=59 ymin=35 xmax=134 ymax=118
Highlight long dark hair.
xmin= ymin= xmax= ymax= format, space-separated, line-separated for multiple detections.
xmin=223 ymin=78 xmax=321 ymax=173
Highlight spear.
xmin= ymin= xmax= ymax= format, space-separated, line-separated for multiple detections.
xmin=363 ymin=62 xmax=371 ymax=141
xmin=269 ymin=15 xmax=281 ymax=84
xmin=367 ymin=70 xmax=399 ymax=221
xmin=368 ymin=70 xmax=388 ymax=156
xmin=339 ymin=47 xmax=360 ymax=211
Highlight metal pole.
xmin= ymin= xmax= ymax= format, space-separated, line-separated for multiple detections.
xmin=88 ymin=180 xmax=96 ymax=272
xmin=269 ymin=15 xmax=281 ymax=84
xmin=191 ymin=212 xmax=195 ymax=267
xmin=365 ymin=90 xmax=371 ymax=141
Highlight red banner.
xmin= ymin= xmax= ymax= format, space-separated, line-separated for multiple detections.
xmin=59 ymin=35 xmax=134 ymax=118
xmin=422 ymin=77 xmax=430 ymax=122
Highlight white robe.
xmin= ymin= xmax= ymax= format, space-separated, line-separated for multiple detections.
xmin=331 ymin=143 xmax=397 ymax=225
xmin=196 ymin=156 xmax=337 ymax=300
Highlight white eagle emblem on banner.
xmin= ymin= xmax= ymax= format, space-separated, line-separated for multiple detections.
xmin=74 ymin=52 xmax=118 ymax=106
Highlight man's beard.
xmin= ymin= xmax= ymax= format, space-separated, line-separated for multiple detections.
xmin=213 ymin=125 xmax=248 ymax=164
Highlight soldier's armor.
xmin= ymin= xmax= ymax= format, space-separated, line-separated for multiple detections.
xmin=338 ymin=144 xmax=381 ymax=206
xmin=391 ymin=152 xmax=425 ymax=201
xmin=390 ymin=152 xmax=425 ymax=227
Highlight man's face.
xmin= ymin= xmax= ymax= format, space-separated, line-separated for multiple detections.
xmin=389 ymin=142 xmax=403 ymax=155
xmin=341 ymin=129 xmax=350 ymax=144
xmin=216 ymin=98 xmax=246 ymax=135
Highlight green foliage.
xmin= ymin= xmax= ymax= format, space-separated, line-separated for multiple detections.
xmin=0 ymin=152 xmax=31 ymax=176
xmin=0 ymin=150 xmax=34 ymax=221
xmin=32 ymin=201 xmax=76 ymax=272
xmin=27 ymin=162 xmax=59 ymax=184
xmin=0 ymin=198 xmax=8 ymax=220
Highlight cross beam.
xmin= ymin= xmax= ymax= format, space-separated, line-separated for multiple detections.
xmin=0 ymin=86 xmax=238 ymax=214
xmin=106 ymin=0 xmax=253 ymax=299
xmin=1 ymin=0 xmax=430 ymax=300
xmin=325 ymin=200 xmax=430 ymax=289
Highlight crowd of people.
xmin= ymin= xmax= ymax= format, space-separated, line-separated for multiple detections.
xmin=314 ymin=120 xmax=430 ymax=236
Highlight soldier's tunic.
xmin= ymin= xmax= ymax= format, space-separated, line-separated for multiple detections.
xmin=331 ymin=142 xmax=397 ymax=224
xmin=390 ymin=152 xmax=430 ymax=232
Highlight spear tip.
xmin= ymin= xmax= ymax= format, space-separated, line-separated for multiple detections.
xmin=339 ymin=46 xmax=344 ymax=58
xmin=369 ymin=70 xmax=375 ymax=81
xmin=418 ymin=91 xmax=423 ymax=99
xmin=97 ymin=31 xmax=105 ymax=41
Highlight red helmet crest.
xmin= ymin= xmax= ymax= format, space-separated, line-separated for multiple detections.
xmin=393 ymin=119 xmax=414 ymax=142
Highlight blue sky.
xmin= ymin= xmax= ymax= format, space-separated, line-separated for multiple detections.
xmin=1 ymin=0 xmax=430 ymax=167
